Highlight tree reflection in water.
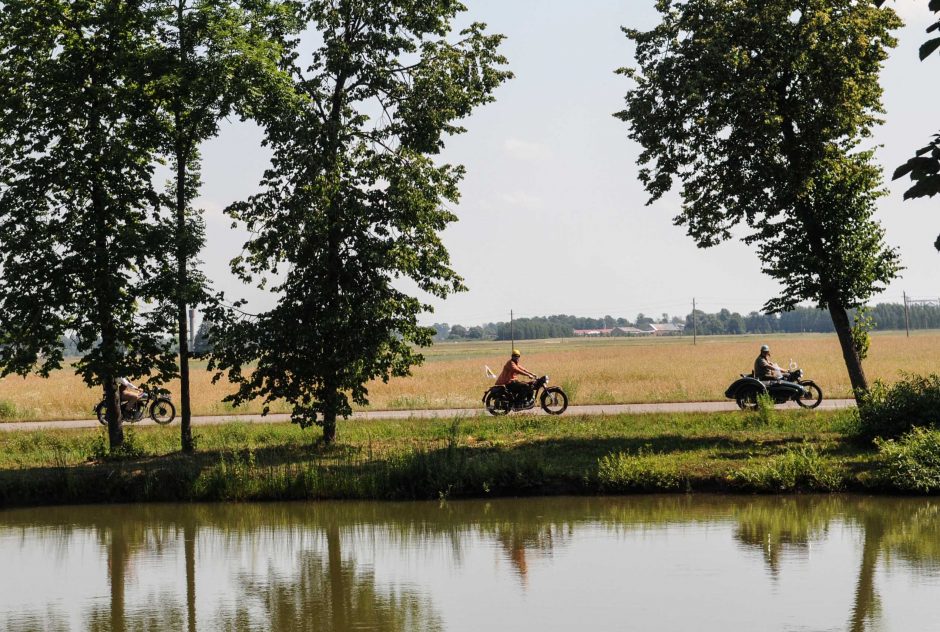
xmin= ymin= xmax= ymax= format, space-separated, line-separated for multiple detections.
xmin=1 ymin=497 xmax=939 ymax=631
xmin=219 ymin=521 xmax=442 ymax=631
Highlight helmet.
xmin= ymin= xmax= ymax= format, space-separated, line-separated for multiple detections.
xmin=511 ymin=348 xmax=521 ymax=357
xmin=760 ymin=344 xmax=770 ymax=353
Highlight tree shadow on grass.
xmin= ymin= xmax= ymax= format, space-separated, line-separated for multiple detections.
xmin=0 ymin=433 xmax=876 ymax=507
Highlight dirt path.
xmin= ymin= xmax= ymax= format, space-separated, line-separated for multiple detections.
xmin=0 ymin=399 xmax=857 ymax=432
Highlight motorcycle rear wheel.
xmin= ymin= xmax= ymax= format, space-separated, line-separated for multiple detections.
xmin=95 ymin=402 xmax=107 ymax=426
xmin=150 ymin=399 xmax=176 ymax=425
xmin=735 ymin=386 xmax=763 ymax=411
xmin=484 ymin=391 xmax=510 ymax=416
xmin=540 ymin=388 xmax=568 ymax=415
xmin=796 ymin=382 xmax=823 ymax=409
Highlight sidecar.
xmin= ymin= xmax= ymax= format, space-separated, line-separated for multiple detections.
xmin=725 ymin=374 xmax=808 ymax=410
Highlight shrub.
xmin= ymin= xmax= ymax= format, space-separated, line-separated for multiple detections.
xmin=91 ymin=427 xmax=146 ymax=461
xmin=855 ymin=373 xmax=940 ymax=442
xmin=729 ymin=444 xmax=844 ymax=492
xmin=876 ymin=428 xmax=940 ymax=493
xmin=745 ymin=393 xmax=776 ymax=427
xmin=597 ymin=451 xmax=682 ymax=492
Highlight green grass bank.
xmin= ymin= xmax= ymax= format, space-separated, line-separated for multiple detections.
xmin=0 ymin=408 xmax=935 ymax=507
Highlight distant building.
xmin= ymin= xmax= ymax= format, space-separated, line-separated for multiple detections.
xmin=646 ymin=323 xmax=685 ymax=335
xmin=572 ymin=328 xmax=615 ymax=337
xmin=612 ymin=326 xmax=649 ymax=336
xmin=573 ymin=323 xmax=685 ymax=337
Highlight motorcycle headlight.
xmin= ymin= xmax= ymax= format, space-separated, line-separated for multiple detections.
xmin=544 ymin=376 xmax=550 ymax=383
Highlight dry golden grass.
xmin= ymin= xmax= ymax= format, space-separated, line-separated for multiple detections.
xmin=1 ymin=331 xmax=938 ymax=421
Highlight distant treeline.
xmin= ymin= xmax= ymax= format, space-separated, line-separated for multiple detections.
xmin=432 ymin=303 xmax=940 ymax=341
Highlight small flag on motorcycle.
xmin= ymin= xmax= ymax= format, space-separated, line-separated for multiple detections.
xmin=484 ymin=365 xmax=498 ymax=379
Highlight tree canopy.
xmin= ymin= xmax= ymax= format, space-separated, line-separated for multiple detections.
xmin=617 ymin=0 xmax=903 ymax=395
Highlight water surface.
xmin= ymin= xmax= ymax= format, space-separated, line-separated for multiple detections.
xmin=1 ymin=495 xmax=938 ymax=631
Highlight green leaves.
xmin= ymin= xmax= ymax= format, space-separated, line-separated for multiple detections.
xmin=920 ymin=37 xmax=940 ymax=60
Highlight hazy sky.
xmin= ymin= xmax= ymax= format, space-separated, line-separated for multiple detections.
xmin=193 ymin=0 xmax=940 ymax=327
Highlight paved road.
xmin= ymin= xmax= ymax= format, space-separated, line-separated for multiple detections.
xmin=0 ymin=399 xmax=857 ymax=432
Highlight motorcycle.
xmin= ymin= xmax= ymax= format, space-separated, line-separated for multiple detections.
xmin=724 ymin=361 xmax=823 ymax=410
xmin=483 ymin=376 xmax=569 ymax=416
xmin=96 ymin=387 xmax=177 ymax=425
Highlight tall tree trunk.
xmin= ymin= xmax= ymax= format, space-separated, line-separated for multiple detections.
xmin=323 ymin=398 xmax=336 ymax=445
xmin=828 ymin=297 xmax=868 ymax=398
xmin=176 ymin=144 xmax=193 ymax=452
xmin=175 ymin=1 xmax=194 ymax=453
xmin=319 ymin=65 xmax=349 ymax=446
xmin=92 ymin=177 xmax=123 ymax=449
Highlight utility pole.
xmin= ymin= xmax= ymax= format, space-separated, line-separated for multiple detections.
xmin=510 ymin=309 xmax=514 ymax=351
xmin=903 ymin=291 xmax=910 ymax=338
xmin=692 ymin=298 xmax=697 ymax=345
xmin=188 ymin=308 xmax=196 ymax=350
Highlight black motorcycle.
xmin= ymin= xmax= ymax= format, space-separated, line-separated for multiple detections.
xmin=725 ymin=363 xmax=823 ymax=410
xmin=96 ymin=387 xmax=176 ymax=425
xmin=483 ymin=376 xmax=569 ymax=416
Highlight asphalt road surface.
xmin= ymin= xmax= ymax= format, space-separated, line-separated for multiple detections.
xmin=0 ymin=399 xmax=857 ymax=432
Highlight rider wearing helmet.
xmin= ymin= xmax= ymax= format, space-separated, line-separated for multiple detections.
xmin=495 ymin=349 xmax=537 ymax=401
xmin=754 ymin=344 xmax=782 ymax=381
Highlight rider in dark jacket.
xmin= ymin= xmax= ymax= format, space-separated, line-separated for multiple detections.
xmin=754 ymin=345 xmax=782 ymax=381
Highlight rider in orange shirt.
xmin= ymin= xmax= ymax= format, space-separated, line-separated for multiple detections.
xmin=496 ymin=349 xmax=537 ymax=401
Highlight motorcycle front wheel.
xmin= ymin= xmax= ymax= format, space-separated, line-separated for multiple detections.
xmin=796 ymin=382 xmax=823 ymax=409
xmin=484 ymin=391 xmax=510 ymax=416
xmin=150 ymin=399 xmax=176 ymax=425
xmin=540 ymin=388 xmax=568 ymax=415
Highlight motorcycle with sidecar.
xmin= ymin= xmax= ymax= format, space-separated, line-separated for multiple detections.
xmin=724 ymin=362 xmax=823 ymax=410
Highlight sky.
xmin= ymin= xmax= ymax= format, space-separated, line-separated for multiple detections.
xmin=192 ymin=0 xmax=940 ymax=327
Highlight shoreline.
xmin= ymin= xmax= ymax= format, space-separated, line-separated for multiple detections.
xmin=0 ymin=408 xmax=925 ymax=509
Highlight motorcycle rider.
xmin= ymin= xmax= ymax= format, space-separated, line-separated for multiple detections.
xmin=495 ymin=349 xmax=537 ymax=403
xmin=753 ymin=345 xmax=783 ymax=381
xmin=117 ymin=377 xmax=141 ymax=414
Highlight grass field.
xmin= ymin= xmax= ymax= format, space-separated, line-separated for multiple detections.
xmin=1 ymin=330 xmax=938 ymax=422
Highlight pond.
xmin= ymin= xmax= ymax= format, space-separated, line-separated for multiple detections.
xmin=1 ymin=495 xmax=938 ymax=631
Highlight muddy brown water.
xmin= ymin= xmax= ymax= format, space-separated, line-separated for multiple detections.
xmin=1 ymin=495 xmax=938 ymax=631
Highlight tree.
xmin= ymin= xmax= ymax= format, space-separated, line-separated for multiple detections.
xmin=150 ymin=0 xmax=294 ymax=452
xmin=0 ymin=0 xmax=175 ymax=449
xmin=876 ymin=0 xmax=940 ymax=250
xmin=618 ymin=0 xmax=902 ymax=397
xmin=209 ymin=0 xmax=510 ymax=442
xmin=448 ymin=324 xmax=468 ymax=340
